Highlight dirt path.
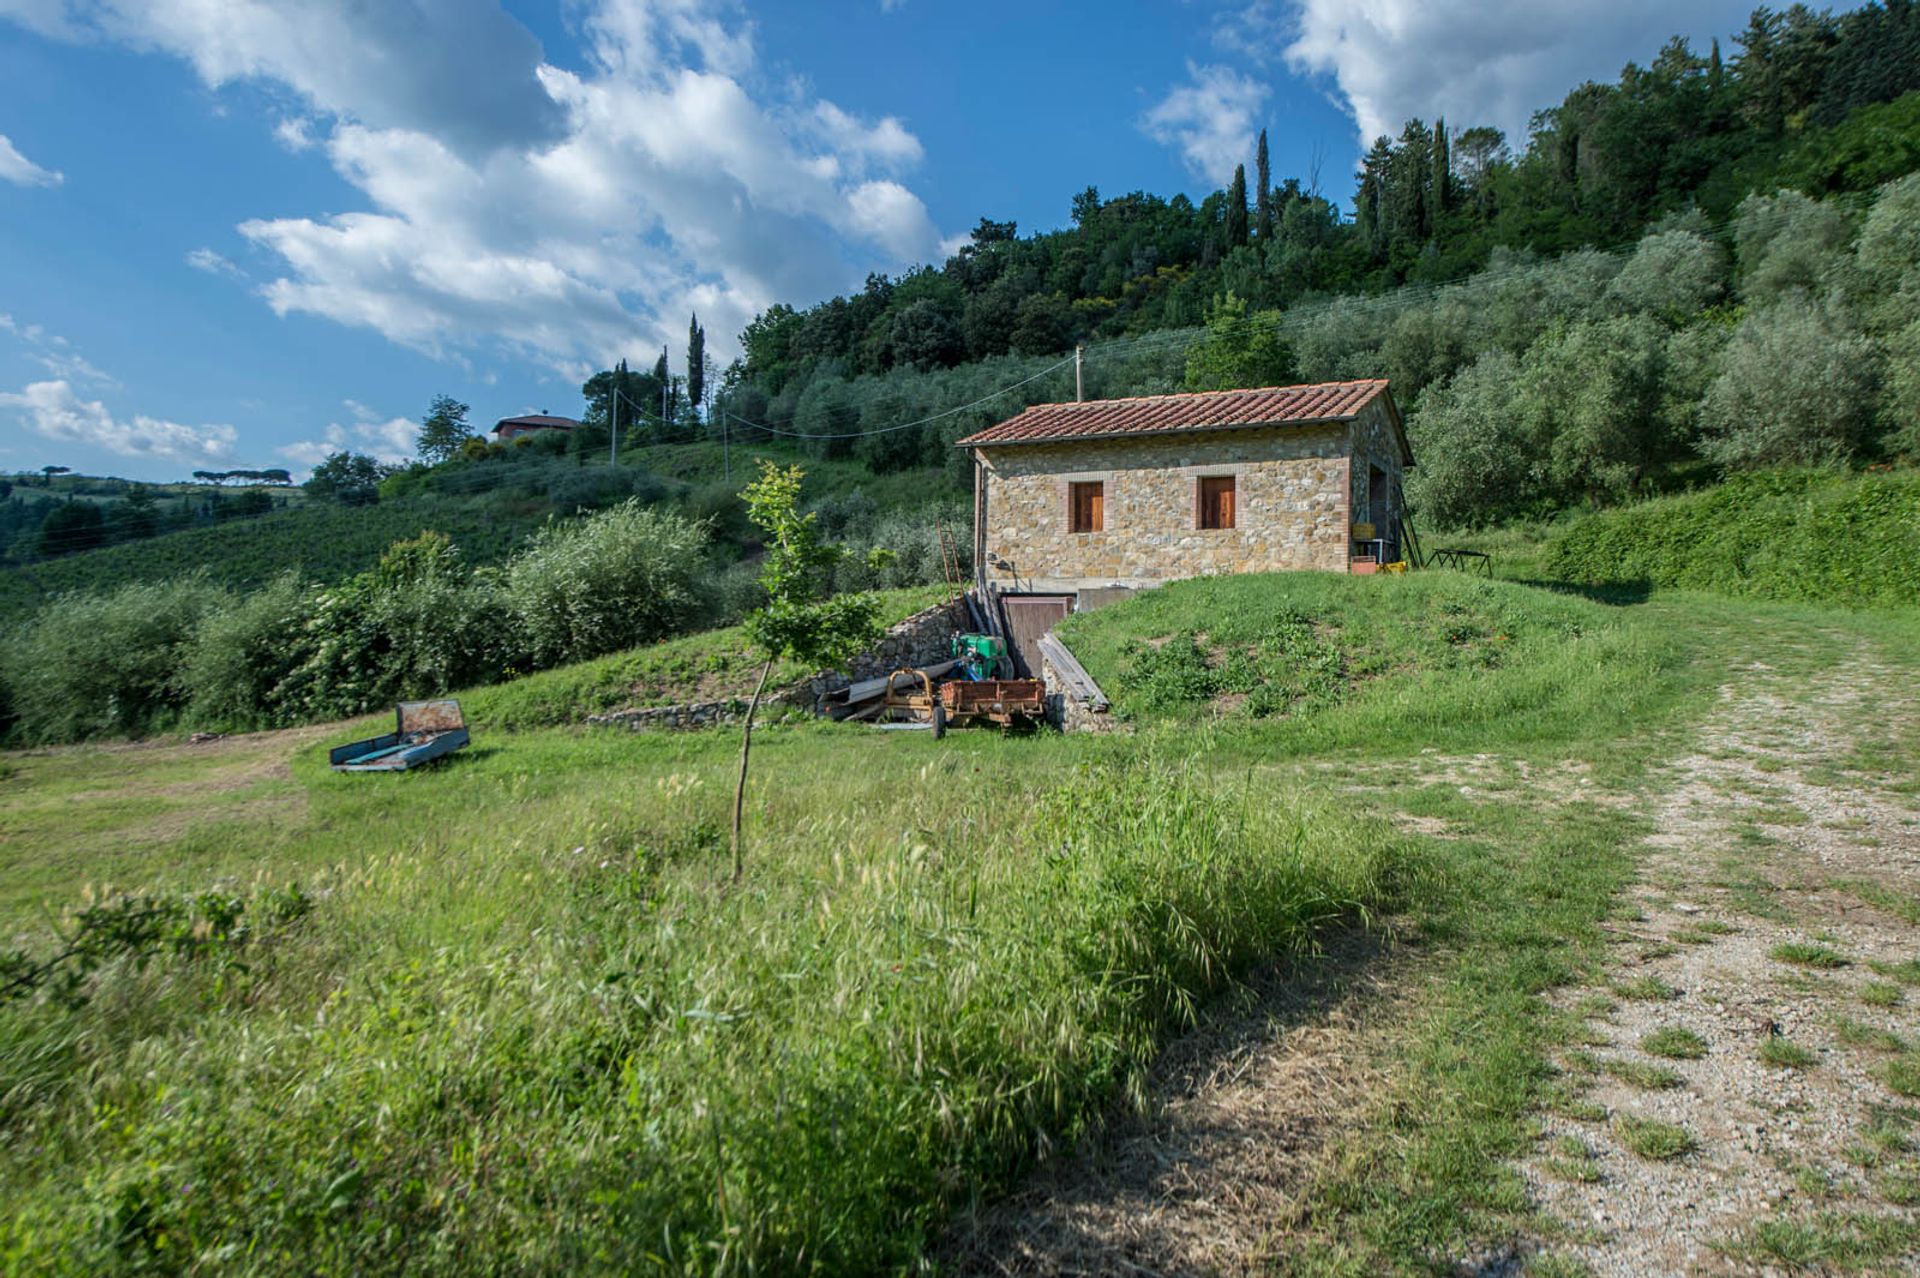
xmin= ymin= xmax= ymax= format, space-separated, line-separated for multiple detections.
xmin=1518 ymin=643 xmax=1920 ymax=1276
xmin=941 ymin=932 xmax=1409 ymax=1276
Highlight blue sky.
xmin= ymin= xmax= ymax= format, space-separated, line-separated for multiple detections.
xmin=0 ymin=0 xmax=1793 ymax=481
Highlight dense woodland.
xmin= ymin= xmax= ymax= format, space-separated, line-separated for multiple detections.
xmin=5 ymin=3 xmax=1920 ymax=742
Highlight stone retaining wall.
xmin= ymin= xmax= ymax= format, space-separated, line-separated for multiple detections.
xmin=1040 ymin=649 xmax=1128 ymax=734
xmin=799 ymin=595 xmax=969 ymax=709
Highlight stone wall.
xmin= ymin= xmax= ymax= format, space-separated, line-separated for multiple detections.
xmin=1039 ymin=648 xmax=1128 ymax=734
xmin=975 ymin=424 xmax=1349 ymax=594
xmin=798 ymin=595 xmax=969 ymax=708
xmin=592 ymin=595 xmax=969 ymax=732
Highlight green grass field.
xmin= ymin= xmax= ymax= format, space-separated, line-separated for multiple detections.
xmin=2 ymin=567 xmax=1915 ymax=1273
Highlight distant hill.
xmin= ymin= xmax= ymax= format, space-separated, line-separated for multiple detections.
xmin=0 ymin=442 xmax=957 ymax=619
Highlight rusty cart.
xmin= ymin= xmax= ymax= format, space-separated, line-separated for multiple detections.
xmin=874 ymin=668 xmax=1045 ymax=737
xmin=329 ymin=699 xmax=472 ymax=771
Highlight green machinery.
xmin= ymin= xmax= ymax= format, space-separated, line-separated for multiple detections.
xmin=952 ymin=632 xmax=1006 ymax=681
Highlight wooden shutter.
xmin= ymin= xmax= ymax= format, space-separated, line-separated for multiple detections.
xmin=1070 ymin=481 xmax=1103 ymax=533
xmin=1199 ymin=476 xmax=1235 ymax=530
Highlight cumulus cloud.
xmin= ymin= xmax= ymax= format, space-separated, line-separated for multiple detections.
xmin=0 ymin=132 xmax=62 ymax=187
xmin=3 ymin=0 xmax=945 ymax=372
xmin=280 ymin=401 xmax=418 ymax=467
xmin=3 ymin=0 xmax=565 ymax=155
xmin=0 ymin=379 xmax=237 ymax=462
xmin=1141 ymin=62 xmax=1270 ymax=184
xmin=186 ymin=246 xmax=245 ymax=278
xmin=1283 ymin=0 xmax=1759 ymax=148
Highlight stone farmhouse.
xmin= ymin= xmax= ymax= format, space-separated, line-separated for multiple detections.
xmin=956 ymin=380 xmax=1411 ymax=611
xmin=491 ymin=413 xmax=581 ymax=441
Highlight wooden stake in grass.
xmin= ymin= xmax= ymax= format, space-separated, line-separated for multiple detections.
xmin=733 ymin=462 xmax=882 ymax=881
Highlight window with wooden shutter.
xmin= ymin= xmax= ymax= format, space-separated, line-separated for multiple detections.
xmin=1198 ymin=475 xmax=1236 ymax=530
xmin=1068 ymin=481 xmax=1104 ymax=533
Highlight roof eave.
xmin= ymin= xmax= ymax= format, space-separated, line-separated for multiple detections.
xmin=954 ymin=414 xmax=1359 ymax=450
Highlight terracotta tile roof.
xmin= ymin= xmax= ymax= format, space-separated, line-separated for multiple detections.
xmin=955 ymin=379 xmax=1391 ymax=448
xmin=492 ymin=414 xmax=580 ymax=433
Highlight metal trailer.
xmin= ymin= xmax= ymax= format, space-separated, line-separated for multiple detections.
xmin=873 ymin=668 xmax=1045 ymax=736
xmin=939 ymin=678 xmax=1046 ymax=729
xmin=329 ymin=699 xmax=472 ymax=771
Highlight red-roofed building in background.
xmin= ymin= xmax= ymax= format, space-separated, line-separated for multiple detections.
xmin=956 ymin=380 xmax=1412 ymax=603
xmin=492 ymin=413 xmax=581 ymax=441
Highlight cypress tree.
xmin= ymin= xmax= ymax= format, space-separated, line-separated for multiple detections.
xmin=687 ymin=314 xmax=706 ymax=419
xmin=1430 ymin=116 xmax=1451 ymax=224
xmin=1226 ymin=163 xmax=1250 ymax=247
xmin=1254 ymin=129 xmax=1273 ymax=240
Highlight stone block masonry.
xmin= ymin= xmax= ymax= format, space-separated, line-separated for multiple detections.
xmin=977 ymin=423 xmax=1351 ymax=594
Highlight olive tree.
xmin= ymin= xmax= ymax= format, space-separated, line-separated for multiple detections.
xmin=732 ymin=462 xmax=882 ymax=879
xmin=1699 ymin=298 xmax=1881 ymax=467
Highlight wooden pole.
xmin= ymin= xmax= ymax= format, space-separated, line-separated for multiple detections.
xmin=731 ymin=655 xmax=775 ymax=882
xmin=1074 ymin=344 xmax=1084 ymax=402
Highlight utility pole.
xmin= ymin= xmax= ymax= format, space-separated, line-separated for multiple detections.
xmin=609 ymin=371 xmax=619 ymax=465
xmin=1074 ymin=344 xmax=1085 ymax=402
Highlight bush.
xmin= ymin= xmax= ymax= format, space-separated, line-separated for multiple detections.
xmin=4 ymin=576 xmax=227 ymax=741
xmin=283 ymin=533 xmax=510 ymax=721
xmin=543 ymin=466 xmax=670 ymax=513
xmin=1607 ymin=229 xmax=1727 ymax=319
xmin=1733 ymin=189 xmax=1855 ymax=305
xmin=1699 ymin=299 xmax=1882 ymax=468
xmin=504 ymin=501 xmax=709 ymax=667
xmin=1543 ymin=468 xmax=1920 ymax=608
xmin=180 ymin=573 xmax=317 ymax=730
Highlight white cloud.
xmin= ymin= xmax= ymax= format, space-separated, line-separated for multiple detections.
xmin=273 ymin=115 xmax=316 ymax=152
xmin=186 ymin=246 xmax=245 ymax=278
xmin=1284 ymin=0 xmax=1759 ymax=148
xmin=280 ymin=403 xmax=418 ymax=467
xmin=1210 ymin=1 xmax=1289 ymax=64
xmin=0 ymin=312 xmax=113 ymax=384
xmin=0 ymin=379 xmax=237 ymax=462
xmin=0 ymin=132 xmax=62 ymax=187
xmin=1141 ymin=62 xmax=1269 ymax=184
xmin=4 ymin=0 xmax=945 ymax=372
xmin=5 ymin=0 xmax=565 ymax=155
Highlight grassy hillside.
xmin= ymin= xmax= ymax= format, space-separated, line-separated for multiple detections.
xmin=1542 ymin=468 xmax=1920 ymax=609
xmin=0 ymin=442 xmax=961 ymax=622
xmin=0 ymin=491 xmax=557 ymax=616
xmin=1055 ymin=571 xmax=1660 ymax=747
xmin=460 ymin=584 xmax=949 ymax=730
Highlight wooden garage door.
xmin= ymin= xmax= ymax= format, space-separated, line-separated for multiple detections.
xmin=1000 ymin=594 xmax=1073 ymax=678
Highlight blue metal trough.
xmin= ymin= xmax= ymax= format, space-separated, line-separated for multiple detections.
xmin=329 ymin=699 xmax=471 ymax=772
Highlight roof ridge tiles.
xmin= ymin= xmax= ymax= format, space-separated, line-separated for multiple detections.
xmin=1012 ymin=378 xmax=1385 ymax=413
xmin=954 ymin=379 xmax=1391 ymax=448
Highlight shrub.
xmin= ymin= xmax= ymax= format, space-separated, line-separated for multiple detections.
xmin=543 ymin=466 xmax=670 ymax=513
xmin=1733 ymin=189 xmax=1855 ymax=305
xmin=1543 ymin=468 xmax=1920 ymax=607
xmin=284 ymin=532 xmax=509 ymax=720
xmin=1608 ymin=229 xmax=1728 ymax=319
xmin=4 ymin=575 xmax=226 ymax=741
xmin=180 ymin=573 xmax=317 ymax=730
xmin=1854 ymin=172 xmax=1920 ymax=332
xmin=504 ymin=501 xmax=709 ymax=667
xmin=1699 ymin=299 xmax=1882 ymax=467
